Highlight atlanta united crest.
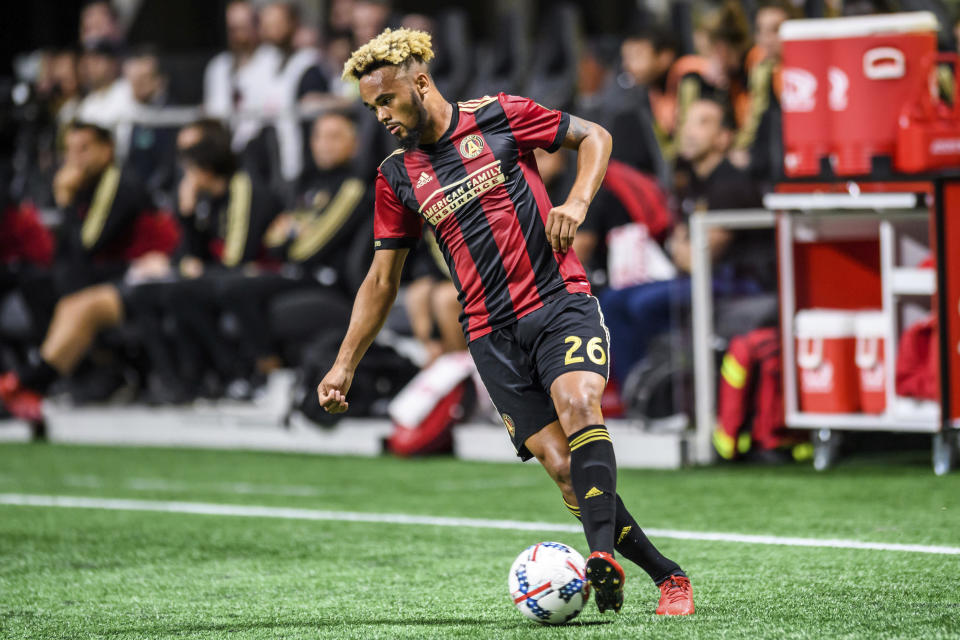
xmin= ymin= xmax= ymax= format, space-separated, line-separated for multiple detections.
xmin=502 ymin=413 xmax=516 ymax=437
xmin=459 ymin=134 xmax=484 ymax=159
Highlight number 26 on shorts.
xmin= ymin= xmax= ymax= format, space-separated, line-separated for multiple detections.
xmin=564 ymin=336 xmax=606 ymax=366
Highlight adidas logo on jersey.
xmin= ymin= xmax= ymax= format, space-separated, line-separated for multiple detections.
xmin=416 ymin=172 xmax=433 ymax=188
xmin=584 ymin=486 xmax=604 ymax=499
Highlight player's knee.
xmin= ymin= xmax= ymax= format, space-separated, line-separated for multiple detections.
xmin=555 ymin=392 xmax=603 ymax=431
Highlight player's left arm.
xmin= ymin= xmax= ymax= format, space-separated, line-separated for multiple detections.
xmin=545 ymin=116 xmax=612 ymax=253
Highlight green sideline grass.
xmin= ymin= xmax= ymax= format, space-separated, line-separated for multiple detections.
xmin=0 ymin=443 xmax=958 ymax=639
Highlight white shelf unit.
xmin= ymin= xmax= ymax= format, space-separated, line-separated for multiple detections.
xmin=771 ymin=193 xmax=941 ymax=435
xmin=890 ymin=267 xmax=936 ymax=296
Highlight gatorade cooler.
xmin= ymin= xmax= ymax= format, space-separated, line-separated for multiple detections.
xmin=796 ymin=310 xmax=860 ymax=413
xmin=827 ymin=12 xmax=938 ymax=176
xmin=855 ymin=311 xmax=887 ymax=414
xmin=780 ymin=18 xmax=834 ymax=177
xmin=895 ymin=53 xmax=960 ymax=173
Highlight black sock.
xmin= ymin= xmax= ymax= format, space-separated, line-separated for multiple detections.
xmin=18 ymin=359 xmax=59 ymax=393
xmin=567 ymin=425 xmax=617 ymax=554
xmin=562 ymin=494 xmax=685 ymax=584
xmin=613 ymin=494 xmax=685 ymax=584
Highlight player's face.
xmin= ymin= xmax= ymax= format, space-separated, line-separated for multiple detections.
xmin=358 ymin=66 xmax=428 ymax=150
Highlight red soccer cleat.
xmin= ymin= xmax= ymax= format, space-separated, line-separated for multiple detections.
xmin=0 ymin=372 xmax=44 ymax=422
xmin=585 ymin=551 xmax=625 ymax=613
xmin=656 ymin=575 xmax=694 ymax=616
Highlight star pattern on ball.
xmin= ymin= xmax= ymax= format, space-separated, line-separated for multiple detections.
xmin=526 ymin=597 xmax=552 ymax=620
xmin=516 ymin=566 xmax=529 ymax=592
xmin=558 ymin=578 xmax=585 ymax=603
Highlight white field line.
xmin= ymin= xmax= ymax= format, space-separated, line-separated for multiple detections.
xmin=1 ymin=493 xmax=958 ymax=556
xmin=54 ymin=475 xmax=538 ymax=496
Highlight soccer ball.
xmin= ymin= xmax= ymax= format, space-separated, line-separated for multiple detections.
xmin=508 ymin=541 xmax=590 ymax=625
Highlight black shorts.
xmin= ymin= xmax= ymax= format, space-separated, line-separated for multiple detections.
xmin=468 ymin=292 xmax=610 ymax=461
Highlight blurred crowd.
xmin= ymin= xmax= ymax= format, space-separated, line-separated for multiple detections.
xmin=0 ymin=0 xmax=932 ymax=424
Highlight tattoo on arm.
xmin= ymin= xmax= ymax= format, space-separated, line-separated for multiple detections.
xmin=562 ymin=115 xmax=592 ymax=149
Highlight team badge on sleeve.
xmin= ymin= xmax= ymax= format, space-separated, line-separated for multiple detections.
xmin=459 ymin=134 xmax=485 ymax=159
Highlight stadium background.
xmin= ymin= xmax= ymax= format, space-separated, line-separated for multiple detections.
xmin=1 ymin=1 xmax=959 ymax=638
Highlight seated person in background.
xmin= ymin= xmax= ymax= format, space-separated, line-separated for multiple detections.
xmin=145 ymin=113 xmax=372 ymax=402
xmin=599 ymin=96 xmax=761 ymax=385
xmin=266 ymin=111 xmax=373 ymax=297
xmin=140 ymin=124 xmax=283 ymax=399
xmin=0 ymin=123 xmax=179 ymax=419
xmin=248 ymin=111 xmax=376 ymax=376
xmin=50 ymin=121 xmax=157 ymax=296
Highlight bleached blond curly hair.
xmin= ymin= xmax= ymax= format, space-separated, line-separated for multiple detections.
xmin=341 ymin=27 xmax=435 ymax=81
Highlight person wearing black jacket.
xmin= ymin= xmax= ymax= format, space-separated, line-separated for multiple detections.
xmin=133 ymin=125 xmax=284 ymax=400
xmin=266 ymin=111 xmax=373 ymax=294
xmin=51 ymin=121 xmax=156 ymax=295
xmin=148 ymin=112 xmax=373 ymax=400
xmin=0 ymin=122 xmax=174 ymax=419
xmin=218 ymin=112 xmax=375 ymax=393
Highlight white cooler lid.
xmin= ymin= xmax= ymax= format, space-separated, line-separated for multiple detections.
xmin=780 ymin=11 xmax=938 ymax=42
xmin=796 ymin=309 xmax=858 ymax=338
xmin=854 ymin=311 xmax=886 ymax=338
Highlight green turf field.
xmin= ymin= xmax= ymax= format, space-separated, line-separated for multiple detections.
xmin=0 ymin=443 xmax=958 ymax=639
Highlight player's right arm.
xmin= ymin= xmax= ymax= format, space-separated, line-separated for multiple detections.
xmin=317 ymin=167 xmax=422 ymax=414
xmin=317 ymin=247 xmax=409 ymax=414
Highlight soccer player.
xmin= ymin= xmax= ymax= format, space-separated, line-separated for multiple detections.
xmin=317 ymin=28 xmax=694 ymax=616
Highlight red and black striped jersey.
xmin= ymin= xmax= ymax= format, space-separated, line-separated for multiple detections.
xmin=374 ymin=93 xmax=591 ymax=342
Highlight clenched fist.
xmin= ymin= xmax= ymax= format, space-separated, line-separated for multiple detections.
xmin=317 ymin=365 xmax=353 ymax=414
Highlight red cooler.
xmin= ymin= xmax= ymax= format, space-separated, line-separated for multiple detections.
xmin=855 ymin=311 xmax=887 ymax=414
xmin=796 ymin=310 xmax=860 ymax=413
xmin=827 ymin=12 xmax=938 ymax=176
xmin=780 ymin=18 xmax=834 ymax=177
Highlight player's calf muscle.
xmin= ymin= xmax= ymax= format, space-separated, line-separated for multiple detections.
xmin=526 ymin=423 xmax=576 ymax=499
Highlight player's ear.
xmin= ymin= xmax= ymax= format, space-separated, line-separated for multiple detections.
xmin=414 ymin=72 xmax=430 ymax=98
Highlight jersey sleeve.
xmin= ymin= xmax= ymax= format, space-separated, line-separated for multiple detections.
xmin=374 ymin=169 xmax=422 ymax=250
xmin=498 ymin=93 xmax=571 ymax=154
